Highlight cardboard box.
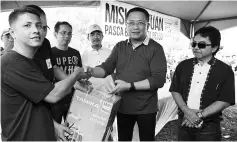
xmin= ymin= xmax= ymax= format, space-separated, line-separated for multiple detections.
xmin=66 ymin=88 xmax=121 ymax=141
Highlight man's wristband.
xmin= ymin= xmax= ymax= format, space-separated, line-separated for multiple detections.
xmin=129 ymin=82 xmax=135 ymax=91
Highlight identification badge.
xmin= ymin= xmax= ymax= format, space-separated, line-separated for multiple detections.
xmin=46 ymin=58 xmax=52 ymax=69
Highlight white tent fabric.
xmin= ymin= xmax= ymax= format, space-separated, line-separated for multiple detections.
xmin=156 ymin=94 xmax=178 ymax=133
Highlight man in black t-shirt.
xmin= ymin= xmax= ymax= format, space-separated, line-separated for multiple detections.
xmin=25 ymin=5 xmax=87 ymax=141
xmin=51 ymin=21 xmax=82 ymax=123
xmin=1 ymin=7 xmax=84 ymax=141
xmin=34 ymin=38 xmax=55 ymax=82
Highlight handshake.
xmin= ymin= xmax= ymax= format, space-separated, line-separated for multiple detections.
xmin=73 ymin=66 xmax=95 ymax=93
xmin=74 ymin=66 xmax=94 ymax=80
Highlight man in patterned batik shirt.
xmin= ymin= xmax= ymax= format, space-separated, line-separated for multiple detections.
xmin=170 ymin=26 xmax=235 ymax=141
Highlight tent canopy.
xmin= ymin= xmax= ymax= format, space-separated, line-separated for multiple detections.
xmin=1 ymin=1 xmax=100 ymax=11
xmin=121 ymin=1 xmax=237 ymax=37
xmin=2 ymin=1 xmax=237 ymax=22
xmin=121 ymin=1 xmax=237 ymax=36
xmin=1 ymin=0 xmax=237 ymax=36
xmin=120 ymin=1 xmax=237 ymax=23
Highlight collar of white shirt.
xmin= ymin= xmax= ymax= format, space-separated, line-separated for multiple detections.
xmin=89 ymin=47 xmax=105 ymax=52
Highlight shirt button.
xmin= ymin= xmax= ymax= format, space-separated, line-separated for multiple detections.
xmin=197 ymin=81 xmax=199 ymax=83
xmin=200 ymin=72 xmax=201 ymax=74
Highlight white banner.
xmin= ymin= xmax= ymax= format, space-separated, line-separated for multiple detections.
xmin=100 ymin=1 xmax=181 ymax=44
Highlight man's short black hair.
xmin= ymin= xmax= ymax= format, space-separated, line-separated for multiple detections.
xmin=23 ymin=5 xmax=46 ymax=16
xmin=126 ymin=7 xmax=149 ymax=22
xmin=54 ymin=21 xmax=72 ymax=33
xmin=9 ymin=7 xmax=41 ymax=27
xmin=194 ymin=26 xmax=221 ymax=56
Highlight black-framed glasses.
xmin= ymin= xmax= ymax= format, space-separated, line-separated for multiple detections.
xmin=191 ymin=41 xmax=212 ymax=49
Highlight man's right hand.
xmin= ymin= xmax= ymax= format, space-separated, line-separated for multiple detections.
xmin=74 ymin=66 xmax=84 ymax=75
xmin=183 ymin=107 xmax=201 ymax=126
xmin=85 ymin=66 xmax=94 ymax=78
xmin=74 ymin=66 xmax=89 ymax=80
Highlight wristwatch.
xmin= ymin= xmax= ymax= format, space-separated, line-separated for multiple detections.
xmin=129 ymin=82 xmax=135 ymax=91
xmin=197 ymin=111 xmax=204 ymax=119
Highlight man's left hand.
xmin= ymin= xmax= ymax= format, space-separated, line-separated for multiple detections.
xmin=110 ymin=80 xmax=130 ymax=94
xmin=54 ymin=121 xmax=73 ymax=141
xmin=73 ymin=81 xmax=88 ymax=92
xmin=74 ymin=81 xmax=93 ymax=93
xmin=181 ymin=117 xmax=195 ymax=128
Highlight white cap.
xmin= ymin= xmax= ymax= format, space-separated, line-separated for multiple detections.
xmin=1 ymin=28 xmax=10 ymax=37
xmin=87 ymin=24 xmax=102 ymax=34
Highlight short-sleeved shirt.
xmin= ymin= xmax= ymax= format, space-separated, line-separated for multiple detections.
xmin=82 ymin=47 xmax=111 ymax=88
xmin=51 ymin=46 xmax=82 ymax=120
xmin=169 ymin=57 xmax=235 ymax=121
xmin=52 ymin=47 xmax=82 ymax=76
xmin=1 ymin=50 xmax=56 ymax=141
xmin=34 ymin=38 xmax=55 ymax=82
xmin=82 ymin=47 xmax=111 ymax=67
xmin=99 ymin=38 xmax=167 ymax=114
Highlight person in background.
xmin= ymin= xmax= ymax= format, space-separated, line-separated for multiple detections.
xmin=82 ymin=24 xmax=115 ymax=140
xmin=85 ymin=7 xmax=167 ymax=141
xmin=51 ymin=21 xmax=82 ymax=124
xmin=170 ymin=26 xmax=235 ymax=141
xmin=1 ymin=6 xmax=85 ymax=141
xmin=82 ymin=24 xmax=112 ymax=89
xmin=0 ymin=28 xmax=14 ymax=55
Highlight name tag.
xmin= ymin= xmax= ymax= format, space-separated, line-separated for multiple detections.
xmin=46 ymin=58 xmax=52 ymax=69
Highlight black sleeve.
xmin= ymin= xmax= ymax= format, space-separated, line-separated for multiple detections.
xmin=98 ymin=43 xmax=119 ymax=77
xmin=147 ymin=44 xmax=167 ymax=90
xmin=44 ymin=38 xmax=55 ymax=66
xmin=169 ymin=62 xmax=183 ymax=94
xmin=217 ymin=66 xmax=235 ymax=105
xmin=77 ymin=51 xmax=82 ymax=67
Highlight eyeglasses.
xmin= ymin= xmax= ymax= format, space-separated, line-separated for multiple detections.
xmin=191 ymin=41 xmax=212 ymax=49
xmin=126 ymin=21 xmax=147 ymax=27
xmin=58 ymin=31 xmax=72 ymax=37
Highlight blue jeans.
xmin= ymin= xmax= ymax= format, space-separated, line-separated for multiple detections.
xmin=177 ymin=117 xmax=221 ymax=141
